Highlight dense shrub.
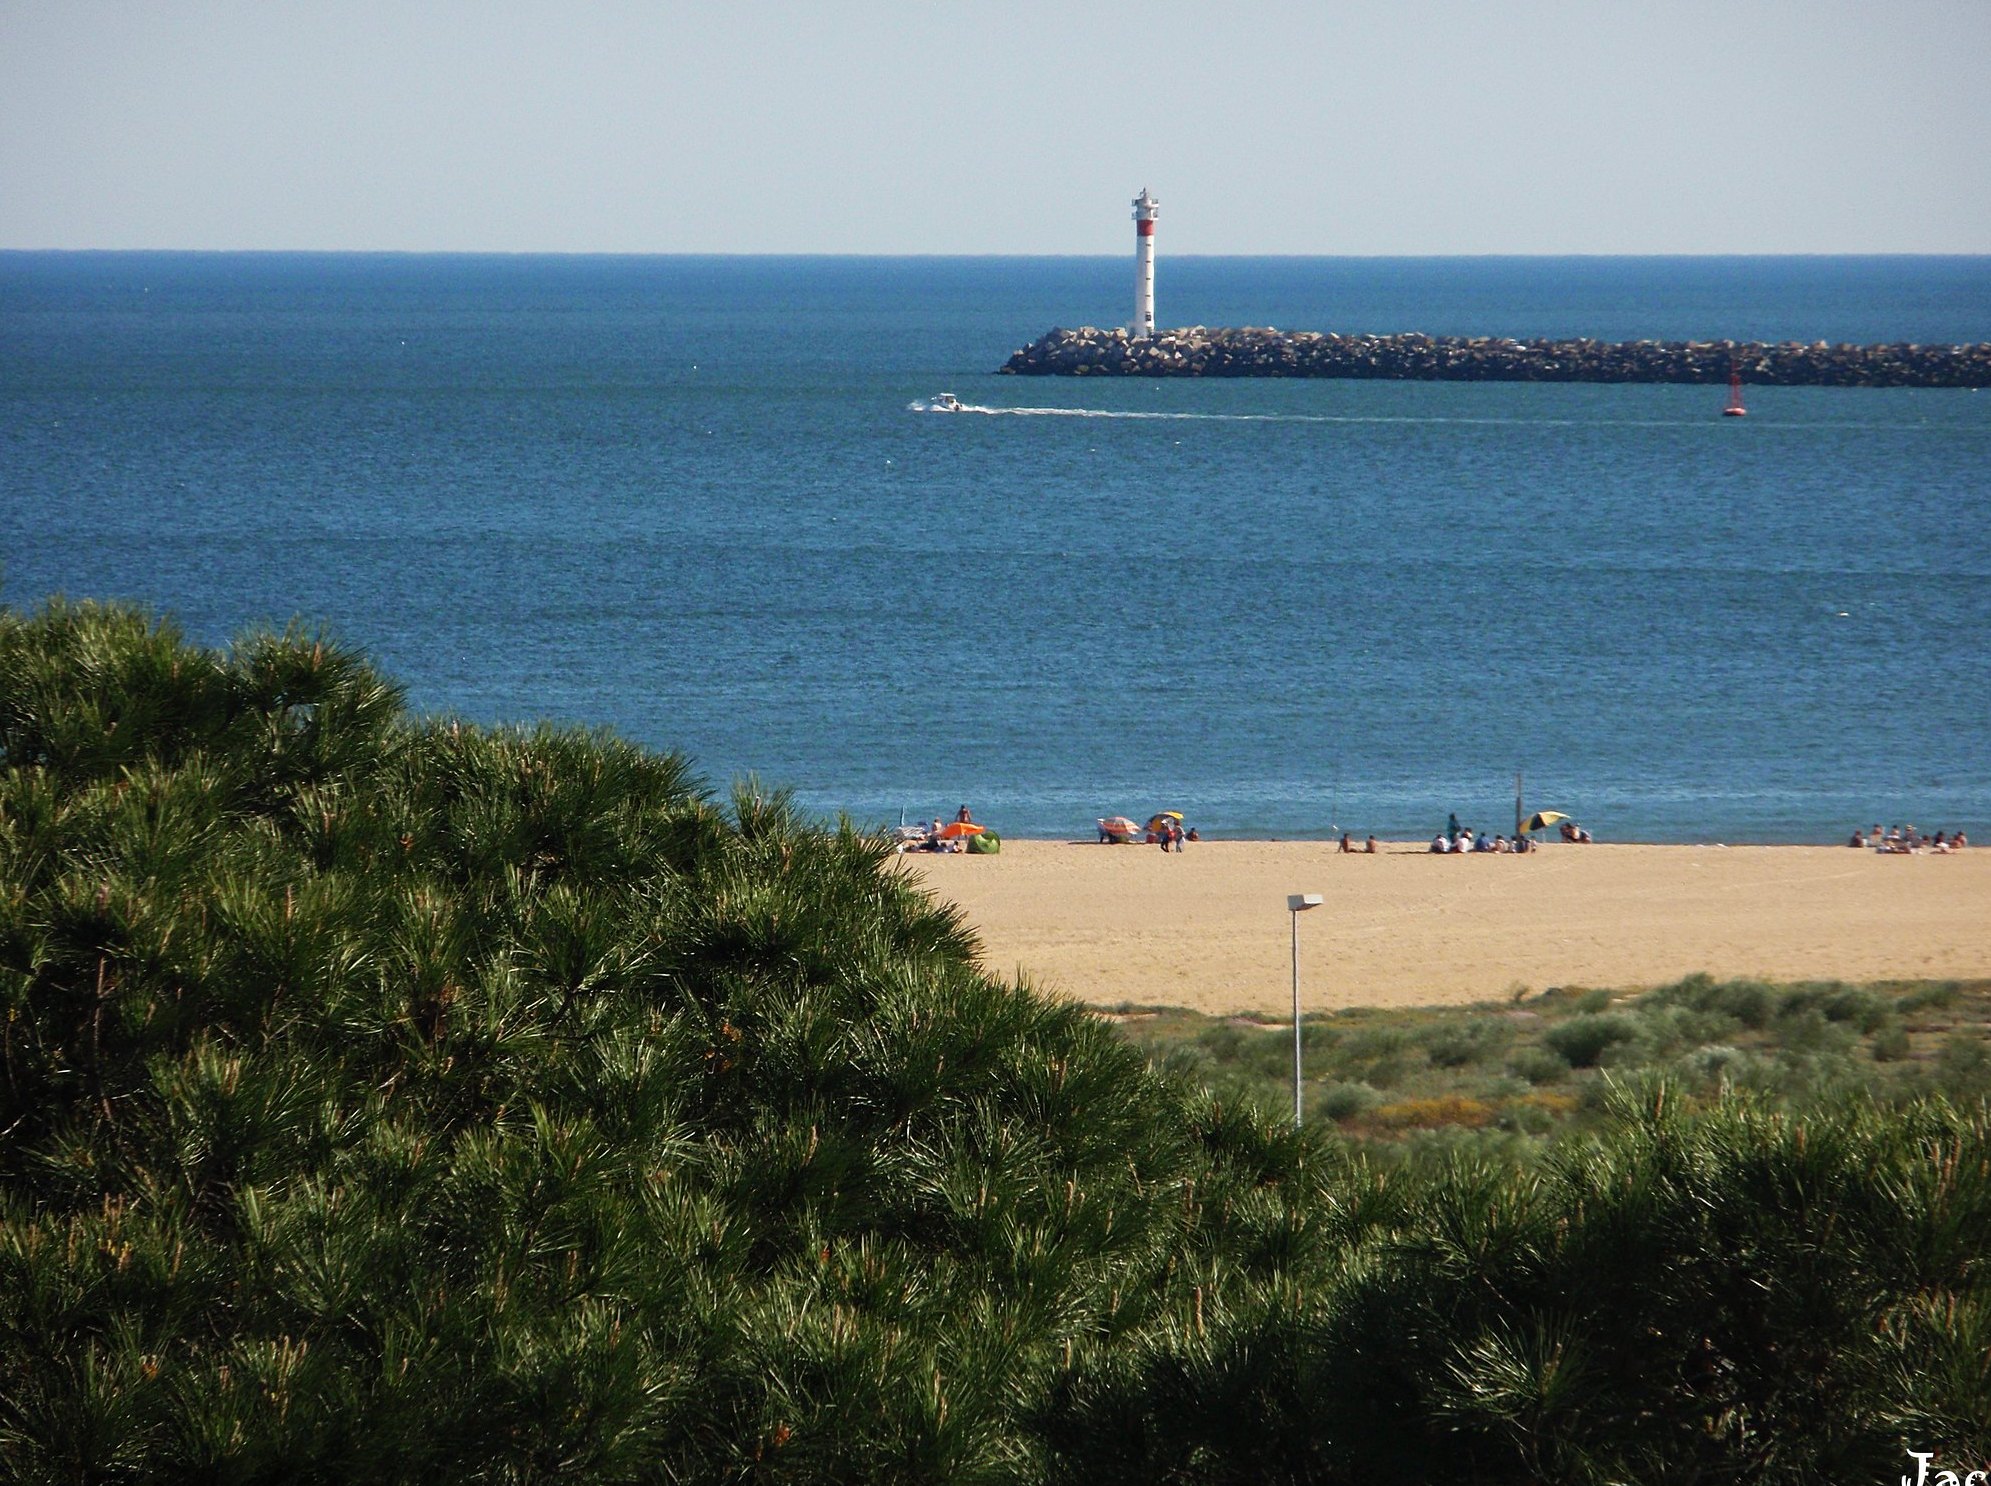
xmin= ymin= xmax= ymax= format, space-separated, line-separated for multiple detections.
xmin=1508 ymin=1044 xmax=1572 ymax=1085
xmin=1421 ymin=1020 xmax=1510 ymax=1069
xmin=1313 ymin=1080 xmax=1381 ymax=1121
xmin=1042 ymin=1087 xmax=1991 ymax=1483
xmin=1543 ymin=1013 xmax=1640 ymax=1068
xmin=1871 ymin=1021 xmax=1912 ymax=1062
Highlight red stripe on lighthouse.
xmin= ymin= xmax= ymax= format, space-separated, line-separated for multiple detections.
xmin=1137 ymin=221 xmax=1156 ymax=237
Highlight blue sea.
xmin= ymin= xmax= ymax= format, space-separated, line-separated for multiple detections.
xmin=4 ymin=252 xmax=1989 ymax=842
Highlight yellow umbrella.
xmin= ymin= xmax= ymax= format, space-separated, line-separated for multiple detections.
xmin=1145 ymin=811 xmax=1184 ymax=833
xmin=1519 ymin=811 xmax=1571 ymax=835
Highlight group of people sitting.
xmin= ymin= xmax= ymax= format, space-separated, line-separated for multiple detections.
xmin=1337 ymin=833 xmax=1380 ymax=854
xmin=892 ymin=805 xmax=985 ymax=854
xmin=1429 ymin=829 xmax=1535 ymax=854
xmin=1851 ymin=823 xmax=1969 ymax=854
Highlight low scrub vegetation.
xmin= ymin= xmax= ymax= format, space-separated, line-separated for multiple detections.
xmin=1116 ymin=975 xmax=1991 ymax=1147
xmin=2 ymin=599 xmax=1986 ymax=1483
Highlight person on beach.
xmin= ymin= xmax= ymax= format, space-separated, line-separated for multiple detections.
xmin=1513 ymin=832 xmax=1534 ymax=853
xmin=1186 ymin=827 xmax=1200 ymax=842
xmin=1849 ymin=829 xmax=1866 ymax=848
xmin=1339 ymin=832 xmax=1355 ymax=854
xmin=1447 ymin=812 xmax=1461 ymax=846
xmin=1365 ymin=835 xmax=1379 ymax=854
xmin=1430 ymin=833 xmax=1448 ymax=853
xmin=956 ymin=805 xmax=975 ymax=824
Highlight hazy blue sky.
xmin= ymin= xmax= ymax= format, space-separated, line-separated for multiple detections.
xmin=4 ymin=0 xmax=1986 ymax=254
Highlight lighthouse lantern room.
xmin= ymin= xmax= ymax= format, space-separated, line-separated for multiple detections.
xmin=1131 ymin=188 xmax=1159 ymax=337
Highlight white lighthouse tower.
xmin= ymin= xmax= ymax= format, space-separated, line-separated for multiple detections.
xmin=1130 ymin=188 xmax=1159 ymax=337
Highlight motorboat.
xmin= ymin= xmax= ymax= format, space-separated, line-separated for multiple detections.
xmin=928 ymin=392 xmax=964 ymax=412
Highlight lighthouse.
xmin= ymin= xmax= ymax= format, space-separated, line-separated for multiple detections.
xmin=1130 ymin=188 xmax=1158 ymax=337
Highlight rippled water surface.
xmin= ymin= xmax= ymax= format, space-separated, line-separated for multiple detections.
xmin=5 ymin=253 xmax=1988 ymax=840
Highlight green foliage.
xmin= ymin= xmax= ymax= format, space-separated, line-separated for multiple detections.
xmin=1543 ymin=1013 xmax=1640 ymax=1069
xmin=1313 ymin=1081 xmax=1381 ymax=1122
xmin=2 ymin=599 xmax=1988 ymax=1483
xmin=1120 ymin=973 xmax=1991 ymax=1145
xmin=1507 ymin=1045 xmax=1572 ymax=1086
xmin=1041 ymin=1087 xmax=1991 ymax=1482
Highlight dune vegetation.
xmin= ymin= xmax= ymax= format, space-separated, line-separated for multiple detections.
xmin=1115 ymin=976 xmax=1991 ymax=1151
xmin=2 ymin=598 xmax=1986 ymax=1483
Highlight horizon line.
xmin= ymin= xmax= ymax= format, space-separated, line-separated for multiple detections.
xmin=6 ymin=247 xmax=1991 ymax=262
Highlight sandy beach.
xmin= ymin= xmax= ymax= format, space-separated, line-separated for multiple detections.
xmin=901 ymin=840 xmax=1991 ymax=1015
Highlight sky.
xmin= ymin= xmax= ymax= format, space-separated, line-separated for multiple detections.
xmin=3 ymin=0 xmax=1987 ymax=255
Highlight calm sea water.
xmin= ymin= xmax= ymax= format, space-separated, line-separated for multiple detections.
xmin=4 ymin=252 xmax=1989 ymax=842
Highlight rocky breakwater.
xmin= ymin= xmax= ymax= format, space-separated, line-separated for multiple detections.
xmin=1000 ymin=326 xmax=1991 ymax=388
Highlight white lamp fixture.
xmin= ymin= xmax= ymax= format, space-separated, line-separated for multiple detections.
xmin=1287 ymin=894 xmax=1323 ymax=1126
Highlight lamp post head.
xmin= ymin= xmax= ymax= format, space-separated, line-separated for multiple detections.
xmin=1287 ymin=894 xmax=1323 ymax=913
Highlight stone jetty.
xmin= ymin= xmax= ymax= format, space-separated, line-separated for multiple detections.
xmin=1000 ymin=326 xmax=1991 ymax=387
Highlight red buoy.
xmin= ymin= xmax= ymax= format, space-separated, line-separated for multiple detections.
xmin=1723 ymin=364 xmax=1748 ymax=417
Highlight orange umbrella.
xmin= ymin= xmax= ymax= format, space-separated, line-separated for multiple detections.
xmin=937 ymin=820 xmax=986 ymax=840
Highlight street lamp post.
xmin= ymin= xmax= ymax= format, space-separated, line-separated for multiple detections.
xmin=1287 ymin=893 xmax=1323 ymax=1126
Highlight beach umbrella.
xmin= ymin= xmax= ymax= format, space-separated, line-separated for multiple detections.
xmin=1146 ymin=811 xmax=1185 ymax=833
xmin=1519 ymin=811 xmax=1571 ymax=835
xmin=937 ymin=820 xmax=986 ymax=840
xmin=1098 ymin=816 xmax=1141 ymax=837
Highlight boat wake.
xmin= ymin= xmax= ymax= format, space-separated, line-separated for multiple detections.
xmin=906 ymin=399 xmax=1848 ymax=430
xmin=909 ymin=399 xmax=1356 ymax=423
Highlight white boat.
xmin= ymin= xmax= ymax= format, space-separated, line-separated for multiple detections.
xmin=928 ymin=392 xmax=964 ymax=412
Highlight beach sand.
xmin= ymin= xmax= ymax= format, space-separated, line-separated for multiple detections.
xmin=900 ymin=841 xmax=1991 ymax=1014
